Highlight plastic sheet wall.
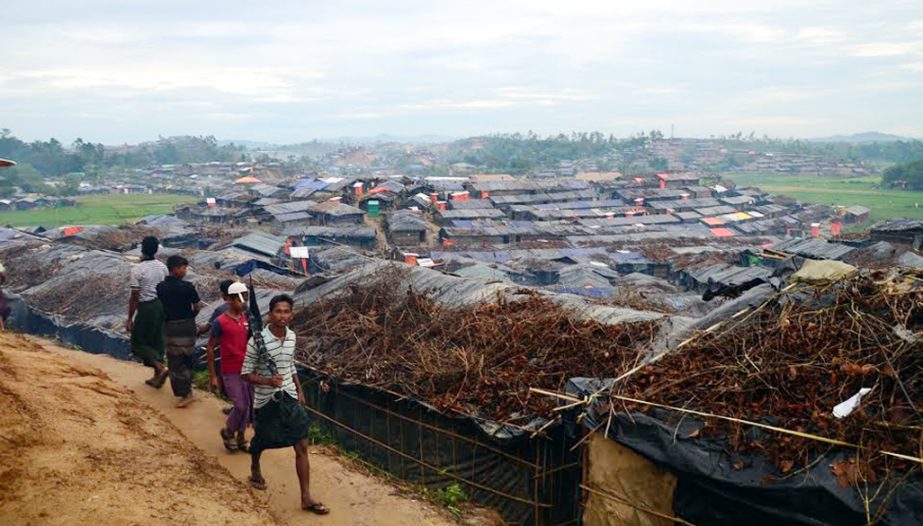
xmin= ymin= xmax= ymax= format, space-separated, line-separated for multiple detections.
xmin=8 ymin=298 xmax=131 ymax=360
xmin=567 ymin=378 xmax=923 ymax=526
xmin=298 ymin=369 xmax=582 ymax=526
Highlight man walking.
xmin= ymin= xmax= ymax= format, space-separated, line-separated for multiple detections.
xmin=127 ymin=236 xmax=169 ymax=388
xmin=242 ymin=294 xmax=329 ymax=515
xmin=205 ymin=281 xmax=252 ymax=451
xmin=156 ymin=255 xmax=202 ymax=408
xmin=198 ymin=279 xmax=234 ymax=337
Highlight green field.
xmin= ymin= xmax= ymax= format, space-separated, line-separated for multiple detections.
xmin=0 ymin=193 xmax=197 ymax=228
xmin=727 ymin=173 xmax=923 ymax=223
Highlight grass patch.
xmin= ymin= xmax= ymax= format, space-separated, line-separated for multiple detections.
xmin=307 ymin=424 xmax=337 ymax=446
xmin=0 ymin=193 xmax=197 ymax=227
xmin=192 ymin=370 xmax=212 ymax=392
xmin=427 ymin=483 xmax=469 ymax=518
xmin=727 ymin=173 xmax=923 ymax=223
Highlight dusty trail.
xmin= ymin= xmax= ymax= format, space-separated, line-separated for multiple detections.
xmin=0 ymin=332 xmax=280 ymax=526
xmin=4 ymin=333 xmax=467 ymax=526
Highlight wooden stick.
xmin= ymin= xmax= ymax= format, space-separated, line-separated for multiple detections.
xmin=580 ymin=484 xmax=697 ymax=526
xmin=609 ymin=394 xmax=922 ymax=464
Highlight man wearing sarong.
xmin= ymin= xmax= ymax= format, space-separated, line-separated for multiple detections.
xmin=156 ymin=255 xmax=202 ymax=408
xmin=127 ymin=236 xmax=169 ymax=388
xmin=206 ymin=282 xmax=253 ymax=452
xmin=242 ymin=294 xmax=329 ymax=515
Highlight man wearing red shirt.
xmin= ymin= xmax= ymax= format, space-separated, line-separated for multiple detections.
xmin=205 ymin=282 xmax=252 ymax=451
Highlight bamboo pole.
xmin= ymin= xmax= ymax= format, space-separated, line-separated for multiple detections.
xmin=580 ymin=483 xmax=697 ymax=526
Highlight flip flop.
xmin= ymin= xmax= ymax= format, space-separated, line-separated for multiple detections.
xmin=248 ymin=475 xmax=267 ymax=490
xmin=302 ymin=502 xmax=330 ymax=515
xmin=220 ymin=429 xmax=237 ymax=451
xmin=236 ymin=440 xmax=251 ymax=453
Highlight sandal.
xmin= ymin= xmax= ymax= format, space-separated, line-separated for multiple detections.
xmin=145 ymin=369 xmax=169 ymax=389
xmin=248 ymin=475 xmax=267 ymax=490
xmin=220 ymin=429 xmax=238 ymax=451
xmin=236 ymin=440 xmax=251 ymax=453
xmin=302 ymin=502 xmax=330 ymax=515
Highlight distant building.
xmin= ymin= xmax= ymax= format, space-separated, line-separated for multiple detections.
xmin=308 ymin=201 xmax=365 ymax=225
xmin=841 ymin=205 xmax=871 ymax=224
xmin=387 ymin=211 xmax=428 ymax=246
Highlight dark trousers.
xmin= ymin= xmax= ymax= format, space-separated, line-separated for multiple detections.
xmin=164 ymin=319 xmax=197 ymax=397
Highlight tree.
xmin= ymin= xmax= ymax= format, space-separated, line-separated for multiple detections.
xmin=883 ymin=158 xmax=923 ymax=189
xmin=649 ymin=157 xmax=668 ymax=171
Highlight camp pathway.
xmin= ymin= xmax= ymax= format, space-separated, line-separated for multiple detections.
xmin=28 ymin=335 xmax=465 ymax=526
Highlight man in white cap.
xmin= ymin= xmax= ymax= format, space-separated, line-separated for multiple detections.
xmin=205 ymin=281 xmax=253 ymax=451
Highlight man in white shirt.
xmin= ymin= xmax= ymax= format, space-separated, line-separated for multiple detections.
xmin=126 ymin=236 xmax=169 ymax=388
xmin=242 ymin=294 xmax=329 ymax=515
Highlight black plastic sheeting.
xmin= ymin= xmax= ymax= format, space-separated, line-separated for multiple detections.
xmin=8 ymin=296 xmax=132 ymax=360
xmin=567 ymin=378 xmax=923 ymax=526
xmin=299 ymin=369 xmax=582 ymax=526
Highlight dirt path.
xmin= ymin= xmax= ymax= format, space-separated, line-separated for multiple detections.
xmin=0 ymin=332 xmax=281 ymax=526
xmin=21 ymin=334 xmax=464 ymax=526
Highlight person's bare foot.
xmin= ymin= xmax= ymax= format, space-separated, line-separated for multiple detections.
xmin=176 ymin=393 xmax=196 ymax=408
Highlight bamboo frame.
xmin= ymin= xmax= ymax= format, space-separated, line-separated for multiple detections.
xmin=300 ymin=401 xmax=550 ymax=508
xmin=528 ymin=387 xmax=922 ymax=465
xmin=301 ymin=375 xmax=537 ymax=468
xmin=297 ymin=374 xmax=587 ymax=525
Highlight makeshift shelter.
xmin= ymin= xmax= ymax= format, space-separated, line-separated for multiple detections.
xmin=288 ymin=263 xmax=679 ymax=525
xmin=560 ymin=271 xmax=923 ymax=526
xmin=386 ymin=210 xmax=428 ymax=245
xmin=308 ymin=201 xmax=365 ymax=225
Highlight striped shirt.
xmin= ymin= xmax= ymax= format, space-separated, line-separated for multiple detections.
xmin=130 ymin=259 xmax=168 ymax=302
xmin=241 ymin=326 xmax=298 ymax=409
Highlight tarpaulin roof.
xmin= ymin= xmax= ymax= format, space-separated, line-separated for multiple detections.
xmin=771 ymin=237 xmax=855 ymax=260
xmin=234 ymin=176 xmax=262 ymax=184
xmin=229 ymin=231 xmax=286 ymax=257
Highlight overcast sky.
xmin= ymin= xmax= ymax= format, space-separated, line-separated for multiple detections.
xmin=2 ymin=0 xmax=922 ymax=144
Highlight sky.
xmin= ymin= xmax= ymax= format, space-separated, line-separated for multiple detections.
xmin=2 ymin=0 xmax=922 ymax=144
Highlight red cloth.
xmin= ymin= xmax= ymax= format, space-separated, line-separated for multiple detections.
xmin=213 ymin=312 xmax=250 ymax=374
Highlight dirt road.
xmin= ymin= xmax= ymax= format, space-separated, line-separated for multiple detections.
xmin=2 ymin=333 xmax=468 ymax=526
xmin=0 ymin=332 xmax=280 ymax=526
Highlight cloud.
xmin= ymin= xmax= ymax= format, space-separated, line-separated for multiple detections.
xmin=796 ymin=26 xmax=847 ymax=45
xmin=852 ymin=41 xmax=923 ymax=57
xmin=1 ymin=0 xmax=922 ymax=142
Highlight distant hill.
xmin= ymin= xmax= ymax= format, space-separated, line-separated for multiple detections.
xmin=313 ymin=134 xmax=456 ymax=145
xmin=809 ymin=131 xmax=914 ymax=143
xmin=217 ymin=134 xmax=456 ymax=149
xmin=216 ymin=139 xmax=274 ymax=149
